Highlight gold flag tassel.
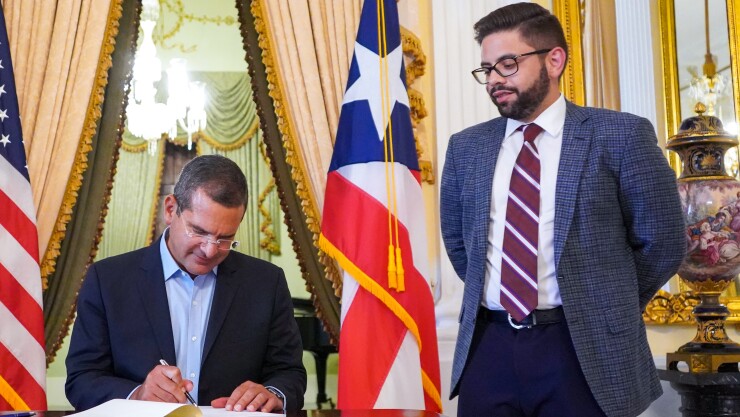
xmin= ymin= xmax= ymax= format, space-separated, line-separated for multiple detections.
xmin=388 ymin=244 xmax=398 ymax=289
xmin=378 ymin=0 xmax=404 ymax=292
xmin=395 ymin=246 xmax=405 ymax=292
xmin=377 ymin=0 xmax=398 ymax=290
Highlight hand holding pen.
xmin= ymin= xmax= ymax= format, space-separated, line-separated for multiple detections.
xmin=129 ymin=359 xmax=195 ymax=405
xmin=159 ymin=360 xmax=197 ymax=405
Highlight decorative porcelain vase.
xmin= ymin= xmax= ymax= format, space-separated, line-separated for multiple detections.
xmin=667 ymin=105 xmax=740 ymax=355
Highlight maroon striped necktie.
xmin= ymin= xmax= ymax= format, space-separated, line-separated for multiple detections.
xmin=500 ymin=123 xmax=543 ymax=321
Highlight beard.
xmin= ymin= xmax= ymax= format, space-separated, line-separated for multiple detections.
xmin=490 ymin=64 xmax=550 ymax=121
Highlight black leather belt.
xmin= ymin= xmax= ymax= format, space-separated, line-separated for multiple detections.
xmin=478 ymin=306 xmax=564 ymax=329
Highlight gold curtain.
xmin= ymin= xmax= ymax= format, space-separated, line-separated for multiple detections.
xmin=260 ymin=0 xmax=362 ymax=214
xmin=582 ymin=0 xmax=621 ymax=109
xmin=3 ymin=0 xmax=120 ymax=285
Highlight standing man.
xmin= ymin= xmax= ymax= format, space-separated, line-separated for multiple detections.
xmin=66 ymin=155 xmax=306 ymax=413
xmin=440 ymin=3 xmax=685 ymax=417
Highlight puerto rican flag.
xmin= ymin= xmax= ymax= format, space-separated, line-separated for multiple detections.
xmin=319 ymin=0 xmax=441 ymax=411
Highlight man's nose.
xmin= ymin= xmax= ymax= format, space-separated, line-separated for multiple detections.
xmin=201 ymin=241 xmax=220 ymax=257
xmin=486 ymin=70 xmax=506 ymax=86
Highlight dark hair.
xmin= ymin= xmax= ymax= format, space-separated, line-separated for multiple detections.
xmin=173 ymin=154 xmax=248 ymax=212
xmin=474 ymin=3 xmax=568 ymax=66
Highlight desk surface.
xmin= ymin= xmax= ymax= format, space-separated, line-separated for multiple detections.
xmin=39 ymin=410 xmax=448 ymax=417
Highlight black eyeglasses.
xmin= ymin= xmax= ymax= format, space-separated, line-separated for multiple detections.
xmin=471 ymin=48 xmax=553 ymax=84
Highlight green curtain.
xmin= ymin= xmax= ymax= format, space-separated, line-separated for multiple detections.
xmin=94 ymin=143 xmax=164 ymax=261
xmin=103 ymin=71 xmax=279 ymax=262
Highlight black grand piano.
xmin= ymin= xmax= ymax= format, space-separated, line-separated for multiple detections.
xmin=293 ymin=298 xmax=338 ymax=409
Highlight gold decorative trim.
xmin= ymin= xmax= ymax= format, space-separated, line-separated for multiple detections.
xmin=39 ymin=0 xmax=124 ymax=287
xmin=658 ymin=0 xmax=682 ymax=173
xmin=147 ymin=144 xmax=166 ymax=245
xmin=552 ymin=0 xmax=586 ymax=106
xmin=251 ymin=0 xmax=343 ymax=294
xmin=258 ymin=178 xmax=280 ymax=254
xmin=729 ymin=0 xmax=740 ymax=152
xmin=400 ymin=27 xmax=425 ymax=85
xmin=258 ymin=140 xmax=279 ymax=254
xmin=401 ymin=27 xmax=433 ymax=185
xmin=419 ymin=160 xmax=434 ymax=184
xmin=643 ymin=290 xmax=699 ymax=324
xmin=197 ymin=119 xmax=259 ymax=151
xmin=124 ymin=115 xmax=259 ymax=153
xmin=408 ymin=88 xmax=427 ymax=124
xmin=121 ymin=137 xmax=149 ymax=152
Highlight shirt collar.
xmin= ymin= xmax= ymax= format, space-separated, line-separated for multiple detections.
xmin=504 ymin=93 xmax=566 ymax=140
xmin=160 ymin=227 xmax=218 ymax=281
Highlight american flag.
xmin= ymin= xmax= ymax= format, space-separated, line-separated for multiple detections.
xmin=0 ymin=2 xmax=47 ymax=411
xmin=319 ymin=0 xmax=441 ymax=411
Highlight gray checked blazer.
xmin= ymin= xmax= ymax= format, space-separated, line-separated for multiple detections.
xmin=440 ymin=101 xmax=686 ymax=417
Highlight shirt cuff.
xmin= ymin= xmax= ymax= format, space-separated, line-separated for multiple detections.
xmin=126 ymin=385 xmax=141 ymax=400
xmin=265 ymin=385 xmax=286 ymax=413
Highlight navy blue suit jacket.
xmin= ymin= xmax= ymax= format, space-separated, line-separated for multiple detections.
xmin=65 ymin=238 xmax=306 ymax=411
xmin=440 ymin=102 xmax=686 ymax=417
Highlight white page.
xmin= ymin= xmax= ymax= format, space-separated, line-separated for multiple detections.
xmin=69 ymin=400 xmax=283 ymax=417
xmin=69 ymin=399 xmax=200 ymax=417
xmin=199 ymin=406 xmax=284 ymax=417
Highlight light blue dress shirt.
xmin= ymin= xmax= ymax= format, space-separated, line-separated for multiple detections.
xmin=160 ymin=228 xmax=217 ymax=404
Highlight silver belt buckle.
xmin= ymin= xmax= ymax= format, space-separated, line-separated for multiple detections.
xmin=508 ymin=313 xmax=533 ymax=329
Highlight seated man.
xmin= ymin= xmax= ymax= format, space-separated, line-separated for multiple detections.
xmin=66 ymin=155 xmax=306 ymax=413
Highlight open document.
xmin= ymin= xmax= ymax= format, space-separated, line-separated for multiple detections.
xmin=70 ymin=399 xmax=283 ymax=417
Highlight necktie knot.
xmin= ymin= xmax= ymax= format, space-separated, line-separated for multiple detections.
xmin=522 ymin=123 xmax=543 ymax=144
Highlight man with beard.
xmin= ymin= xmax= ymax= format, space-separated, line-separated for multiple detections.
xmin=440 ymin=3 xmax=685 ymax=417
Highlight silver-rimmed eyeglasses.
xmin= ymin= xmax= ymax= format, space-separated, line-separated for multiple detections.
xmin=177 ymin=209 xmax=240 ymax=251
xmin=471 ymin=48 xmax=553 ymax=84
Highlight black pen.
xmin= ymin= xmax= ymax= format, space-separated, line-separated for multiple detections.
xmin=159 ymin=359 xmax=197 ymax=405
xmin=4 ymin=412 xmax=35 ymax=417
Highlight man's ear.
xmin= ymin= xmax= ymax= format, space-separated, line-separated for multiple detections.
xmin=547 ymin=46 xmax=567 ymax=79
xmin=163 ymin=194 xmax=177 ymax=226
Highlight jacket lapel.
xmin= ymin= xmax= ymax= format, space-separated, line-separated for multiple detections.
xmin=202 ymin=253 xmax=241 ymax=364
xmin=138 ymin=238 xmax=177 ymax=364
xmin=476 ymin=118 xmax=508 ymax=274
xmin=553 ymin=102 xmax=591 ymax=269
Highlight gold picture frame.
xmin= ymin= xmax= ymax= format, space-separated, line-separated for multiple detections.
xmin=647 ymin=0 xmax=740 ymax=324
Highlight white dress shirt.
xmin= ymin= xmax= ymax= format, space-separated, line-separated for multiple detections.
xmin=483 ymin=94 xmax=566 ymax=310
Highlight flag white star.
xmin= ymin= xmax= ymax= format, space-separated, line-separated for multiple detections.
xmin=0 ymin=109 xmax=8 ymax=122
xmin=0 ymin=85 xmax=6 ymax=97
xmin=0 ymin=134 xmax=9 ymax=147
xmin=341 ymin=42 xmax=409 ymax=141
xmin=0 ymin=60 xmax=4 ymax=69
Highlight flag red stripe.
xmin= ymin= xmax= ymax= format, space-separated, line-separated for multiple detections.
xmin=323 ymin=172 xmax=440 ymax=408
xmin=0 ymin=392 xmax=11 ymax=410
xmin=0 ymin=264 xmax=44 ymax=346
xmin=338 ymin=289 xmax=406 ymax=408
xmin=0 ymin=190 xmax=39 ymax=260
xmin=0 ymin=343 xmax=46 ymax=410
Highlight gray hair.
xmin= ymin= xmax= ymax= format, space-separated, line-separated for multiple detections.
xmin=173 ymin=154 xmax=248 ymax=212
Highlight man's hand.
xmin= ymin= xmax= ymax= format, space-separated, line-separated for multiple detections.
xmin=130 ymin=364 xmax=194 ymax=403
xmin=210 ymin=381 xmax=283 ymax=413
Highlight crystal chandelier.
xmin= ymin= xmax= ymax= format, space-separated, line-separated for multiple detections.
xmin=126 ymin=0 xmax=207 ymax=155
xmin=688 ymin=0 xmax=728 ymax=118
